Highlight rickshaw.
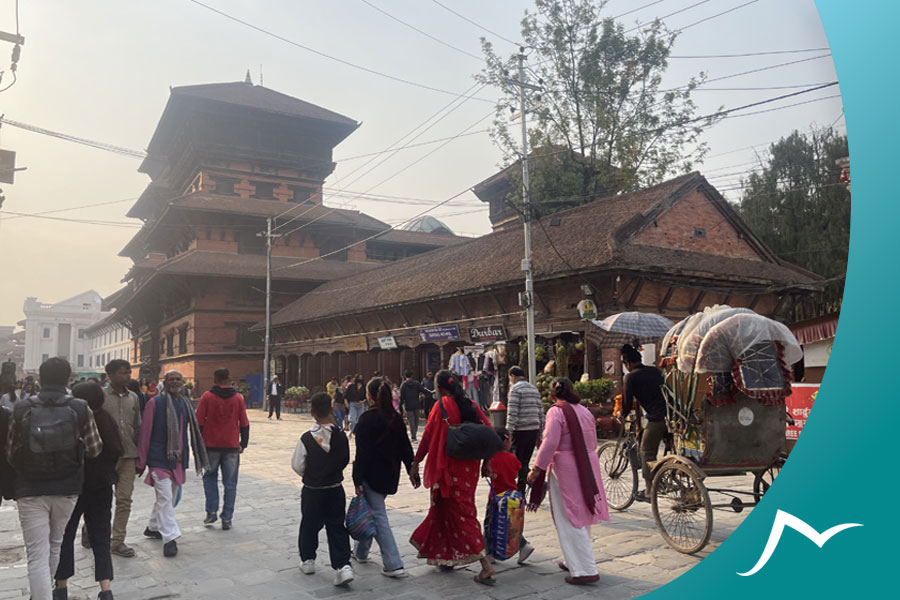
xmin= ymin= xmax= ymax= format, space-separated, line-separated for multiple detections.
xmin=648 ymin=306 xmax=801 ymax=553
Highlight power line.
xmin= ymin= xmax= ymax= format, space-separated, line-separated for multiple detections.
xmin=677 ymin=0 xmax=761 ymax=32
xmin=624 ymin=0 xmax=716 ymax=34
xmin=0 ymin=117 xmax=146 ymax=158
xmin=662 ymin=54 xmax=833 ymax=92
xmin=428 ymin=0 xmax=521 ymax=47
xmin=0 ymin=210 xmax=140 ymax=228
xmin=669 ymin=47 xmax=831 ymax=59
xmin=0 ymin=197 xmax=137 ymax=222
xmin=613 ymin=0 xmax=672 ymax=20
xmin=335 ymin=129 xmax=490 ymax=161
xmin=186 ymin=0 xmax=494 ymax=103
xmin=359 ymin=0 xmax=482 ymax=61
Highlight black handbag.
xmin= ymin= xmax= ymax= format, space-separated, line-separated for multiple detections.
xmin=439 ymin=397 xmax=502 ymax=461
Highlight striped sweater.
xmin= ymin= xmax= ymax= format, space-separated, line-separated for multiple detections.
xmin=506 ymin=380 xmax=545 ymax=432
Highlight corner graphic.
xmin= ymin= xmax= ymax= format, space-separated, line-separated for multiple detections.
xmin=737 ymin=509 xmax=862 ymax=576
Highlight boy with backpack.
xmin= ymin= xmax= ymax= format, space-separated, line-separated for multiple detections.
xmin=6 ymin=357 xmax=103 ymax=600
xmin=291 ymin=392 xmax=354 ymax=587
xmin=484 ymin=428 xmax=534 ymax=564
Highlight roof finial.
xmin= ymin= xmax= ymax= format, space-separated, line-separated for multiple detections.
xmin=244 ymin=69 xmax=252 ymax=84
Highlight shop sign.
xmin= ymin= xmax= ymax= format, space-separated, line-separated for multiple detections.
xmin=577 ymin=299 xmax=597 ymax=320
xmin=785 ymin=383 xmax=818 ymax=440
xmin=343 ymin=335 xmax=369 ymax=352
xmin=417 ymin=325 xmax=460 ymax=342
xmin=469 ymin=324 xmax=506 ymax=342
xmin=377 ymin=335 xmax=398 ymax=350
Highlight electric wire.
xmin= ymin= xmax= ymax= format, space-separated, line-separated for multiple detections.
xmin=428 ymin=0 xmax=521 ymax=47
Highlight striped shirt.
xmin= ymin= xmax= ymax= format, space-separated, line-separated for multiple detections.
xmin=506 ymin=380 xmax=544 ymax=432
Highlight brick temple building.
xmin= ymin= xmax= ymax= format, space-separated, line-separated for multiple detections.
xmin=266 ymin=172 xmax=823 ymax=393
xmin=106 ymin=80 xmax=460 ymax=395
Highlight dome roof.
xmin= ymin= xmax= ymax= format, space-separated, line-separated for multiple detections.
xmin=399 ymin=215 xmax=455 ymax=235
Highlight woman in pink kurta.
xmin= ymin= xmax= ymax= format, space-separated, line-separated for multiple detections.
xmin=529 ymin=377 xmax=608 ymax=585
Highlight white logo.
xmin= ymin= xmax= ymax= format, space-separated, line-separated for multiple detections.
xmin=738 ymin=406 xmax=754 ymax=426
xmin=737 ymin=509 xmax=862 ymax=576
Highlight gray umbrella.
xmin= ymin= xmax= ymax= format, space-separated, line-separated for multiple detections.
xmin=586 ymin=312 xmax=676 ymax=348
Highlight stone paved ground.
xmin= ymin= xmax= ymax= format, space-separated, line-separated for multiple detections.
xmin=0 ymin=410 xmax=757 ymax=599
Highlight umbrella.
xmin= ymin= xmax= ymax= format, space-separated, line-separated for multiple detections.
xmin=586 ymin=312 xmax=676 ymax=348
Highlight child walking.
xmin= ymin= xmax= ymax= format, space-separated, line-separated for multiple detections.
xmin=485 ymin=428 xmax=535 ymax=564
xmin=291 ymin=393 xmax=354 ymax=587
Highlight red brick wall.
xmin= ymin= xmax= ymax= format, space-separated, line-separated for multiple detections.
xmin=635 ymin=189 xmax=760 ymax=260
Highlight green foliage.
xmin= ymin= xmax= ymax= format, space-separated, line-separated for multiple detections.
xmin=554 ymin=342 xmax=569 ymax=377
xmin=737 ymin=126 xmax=850 ymax=317
xmin=536 ymin=372 xmax=554 ymax=412
xmin=286 ymin=386 xmax=309 ymax=398
xmin=477 ymin=0 xmax=717 ymax=217
xmin=238 ymin=384 xmax=250 ymax=396
xmin=573 ymin=378 xmax=615 ymax=405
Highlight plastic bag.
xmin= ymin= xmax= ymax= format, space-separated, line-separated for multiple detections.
xmin=485 ymin=487 xmax=525 ymax=560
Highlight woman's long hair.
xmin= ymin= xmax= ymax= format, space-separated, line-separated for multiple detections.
xmin=367 ymin=376 xmax=401 ymax=429
xmin=435 ymin=369 xmax=480 ymax=423
xmin=550 ymin=376 xmax=581 ymax=404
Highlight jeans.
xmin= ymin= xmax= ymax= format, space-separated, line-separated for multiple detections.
xmin=17 ymin=494 xmax=78 ymax=600
xmin=299 ymin=486 xmax=351 ymax=569
xmin=406 ymin=410 xmax=419 ymax=441
xmin=353 ymin=482 xmax=404 ymax=572
xmin=56 ymin=486 xmax=114 ymax=582
xmin=203 ymin=451 xmax=241 ymax=521
xmin=334 ymin=408 xmax=346 ymax=429
xmin=349 ymin=402 xmax=365 ymax=434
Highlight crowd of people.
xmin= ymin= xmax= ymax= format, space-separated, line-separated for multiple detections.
xmin=0 ymin=346 xmax=649 ymax=598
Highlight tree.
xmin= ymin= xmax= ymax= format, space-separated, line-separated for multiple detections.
xmin=737 ymin=126 xmax=850 ymax=317
xmin=476 ymin=0 xmax=717 ymax=215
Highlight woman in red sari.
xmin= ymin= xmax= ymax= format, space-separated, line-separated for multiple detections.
xmin=410 ymin=370 xmax=497 ymax=585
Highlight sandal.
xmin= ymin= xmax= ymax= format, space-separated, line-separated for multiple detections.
xmin=474 ymin=573 xmax=496 ymax=586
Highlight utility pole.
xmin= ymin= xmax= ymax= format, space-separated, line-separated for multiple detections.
xmin=505 ymin=49 xmax=541 ymax=384
xmin=259 ymin=217 xmax=281 ymax=409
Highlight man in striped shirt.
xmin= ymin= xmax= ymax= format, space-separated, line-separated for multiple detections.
xmin=506 ymin=366 xmax=544 ymax=494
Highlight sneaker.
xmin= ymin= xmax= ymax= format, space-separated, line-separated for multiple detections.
xmin=110 ymin=542 xmax=135 ymax=558
xmin=300 ymin=560 xmax=316 ymax=575
xmin=163 ymin=540 xmax=178 ymax=557
xmin=221 ymin=520 xmax=232 ymax=531
xmin=143 ymin=527 xmax=162 ymax=540
xmin=334 ymin=564 xmax=354 ymax=586
xmin=517 ymin=542 xmax=535 ymax=564
xmin=382 ymin=568 xmax=408 ymax=578
xmin=203 ymin=512 xmax=218 ymax=525
xmin=565 ymin=574 xmax=600 ymax=585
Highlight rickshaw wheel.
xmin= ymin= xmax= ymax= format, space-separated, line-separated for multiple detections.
xmin=651 ymin=461 xmax=712 ymax=554
xmin=597 ymin=440 xmax=638 ymax=511
xmin=752 ymin=455 xmax=785 ymax=502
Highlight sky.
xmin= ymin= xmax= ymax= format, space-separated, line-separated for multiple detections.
xmin=0 ymin=0 xmax=844 ymax=327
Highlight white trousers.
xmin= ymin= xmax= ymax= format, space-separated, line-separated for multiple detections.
xmin=549 ymin=472 xmax=598 ymax=577
xmin=17 ymin=495 xmax=78 ymax=600
xmin=148 ymin=472 xmax=182 ymax=543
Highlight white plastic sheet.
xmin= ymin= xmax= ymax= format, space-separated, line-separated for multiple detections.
xmin=675 ymin=307 xmax=756 ymax=372
xmin=695 ymin=313 xmax=803 ymax=374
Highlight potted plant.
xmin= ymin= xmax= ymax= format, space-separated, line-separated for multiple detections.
xmin=573 ymin=378 xmax=616 ymax=417
xmin=284 ymin=386 xmax=309 ymax=412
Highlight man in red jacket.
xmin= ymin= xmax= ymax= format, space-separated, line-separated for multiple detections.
xmin=196 ymin=368 xmax=249 ymax=530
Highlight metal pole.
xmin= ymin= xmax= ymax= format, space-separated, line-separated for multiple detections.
xmin=519 ymin=51 xmax=537 ymax=386
xmin=263 ymin=216 xmax=272 ymax=410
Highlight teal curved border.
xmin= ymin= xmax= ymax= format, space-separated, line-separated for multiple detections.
xmin=644 ymin=2 xmax=892 ymax=597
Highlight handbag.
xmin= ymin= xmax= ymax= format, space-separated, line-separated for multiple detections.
xmin=345 ymin=493 xmax=376 ymax=541
xmin=439 ymin=397 xmax=502 ymax=461
xmin=484 ymin=483 xmax=525 ymax=560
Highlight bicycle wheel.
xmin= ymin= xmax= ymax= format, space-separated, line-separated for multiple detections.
xmin=651 ymin=461 xmax=712 ymax=554
xmin=753 ymin=455 xmax=785 ymax=502
xmin=597 ymin=440 xmax=638 ymax=511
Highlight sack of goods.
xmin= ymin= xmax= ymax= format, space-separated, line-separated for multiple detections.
xmin=484 ymin=489 xmax=525 ymax=560
xmin=345 ymin=493 xmax=376 ymax=541
xmin=440 ymin=398 xmax=503 ymax=461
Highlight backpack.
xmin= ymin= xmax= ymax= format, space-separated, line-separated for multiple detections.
xmin=14 ymin=396 xmax=84 ymax=482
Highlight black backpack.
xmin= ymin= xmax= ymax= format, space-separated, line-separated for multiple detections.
xmin=14 ymin=396 xmax=84 ymax=482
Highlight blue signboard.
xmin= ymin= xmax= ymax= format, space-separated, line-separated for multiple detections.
xmin=417 ymin=325 xmax=461 ymax=342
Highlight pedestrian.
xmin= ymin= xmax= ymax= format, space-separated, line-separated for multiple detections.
xmin=267 ymin=375 xmax=284 ymax=420
xmin=291 ymin=392 xmax=354 ymax=587
xmin=345 ymin=375 xmax=366 ymax=436
xmin=619 ymin=343 xmax=667 ymax=501
xmin=409 ymin=370 xmax=497 ymax=585
xmin=527 ymin=377 xmax=608 ymax=585
xmin=398 ymin=370 xmax=427 ymax=442
xmin=101 ymin=359 xmax=142 ymax=558
xmin=421 ymin=371 xmax=436 ymax=417
xmin=332 ymin=381 xmax=347 ymax=431
xmin=55 ymin=382 xmax=123 ymax=600
xmin=6 ymin=357 xmax=102 ymax=600
xmin=126 ymin=379 xmax=148 ymax=414
xmin=506 ymin=366 xmax=545 ymax=494
xmin=197 ymin=368 xmax=249 ymax=530
xmin=136 ymin=370 xmax=209 ymax=558
xmin=484 ymin=427 xmax=534 ymax=564
xmin=0 ymin=404 xmax=14 ymax=506
xmin=351 ymin=377 xmax=417 ymax=577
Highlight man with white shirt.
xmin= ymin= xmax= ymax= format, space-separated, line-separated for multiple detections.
xmin=267 ymin=375 xmax=284 ymax=421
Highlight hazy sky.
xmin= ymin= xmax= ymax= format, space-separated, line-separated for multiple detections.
xmin=0 ymin=0 xmax=843 ymax=326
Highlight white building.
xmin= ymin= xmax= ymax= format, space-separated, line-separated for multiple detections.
xmin=84 ymin=313 xmax=132 ymax=372
xmin=22 ymin=290 xmax=110 ymax=374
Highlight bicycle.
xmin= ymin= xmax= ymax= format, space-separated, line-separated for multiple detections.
xmin=596 ymin=416 xmax=640 ymax=510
